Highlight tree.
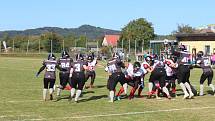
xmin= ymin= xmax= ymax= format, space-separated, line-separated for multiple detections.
xmin=76 ymin=35 xmax=87 ymax=47
xmin=173 ymin=24 xmax=195 ymax=34
xmin=41 ymin=32 xmax=63 ymax=53
xmin=120 ymin=18 xmax=155 ymax=52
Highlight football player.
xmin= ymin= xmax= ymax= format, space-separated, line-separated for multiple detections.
xmin=177 ymin=45 xmax=194 ymax=99
xmin=69 ymin=53 xmax=88 ymax=103
xmin=85 ymin=55 xmax=97 ymax=88
xmin=106 ymin=53 xmax=127 ymax=102
xmin=196 ymin=51 xmax=215 ymax=96
xmin=56 ymin=51 xmax=73 ymax=99
xmin=36 ymin=54 xmax=63 ymax=101
xmin=143 ymin=56 xmax=171 ymax=99
xmin=164 ymin=56 xmax=178 ymax=96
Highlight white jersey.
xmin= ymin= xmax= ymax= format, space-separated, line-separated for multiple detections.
xmin=126 ymin=63 xmax=134 ymax=77
xmin=141 ymin=62 xmax=149 ymax=74
xmin=87 ymin=59 xmax=97 ymax=71
xmin=164 ymin=59 xmax=178 ymax=76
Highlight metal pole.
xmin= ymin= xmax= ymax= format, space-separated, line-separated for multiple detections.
xmin=39 ymin=39 xmax=40 ymax=54
xmin=97 ymin=40 xmax=99 ymax=57
xmin=63 ymin=39 xmax=65 ymax=51
xmin=51 ymin=39 xmax=53 ymax=54
xmin=13 ymin=39 xmax=14 ymax=52
xmin=26 ymin=40 xmax=29 ymax=54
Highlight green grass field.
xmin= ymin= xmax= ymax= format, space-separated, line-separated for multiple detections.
xmin=1 ymin=57 xmax=215 ymax=121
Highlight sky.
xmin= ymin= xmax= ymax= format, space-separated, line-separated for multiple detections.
xmin=0 ymin=0 xmax=214 ymax=35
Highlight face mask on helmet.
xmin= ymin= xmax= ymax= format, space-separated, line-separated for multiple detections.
xmin=61 ymin=51 xmax=69 ymax=58
xmin=178 ymin=45 xmax=186 ymax=51
xmin=76 ymin=54 xmax=84 ymax=61
xmin=88 ymin=56 xmax=93 ymax=62
xmin=48 ymin=53 xmax=56 ymax=60
xmin=197 ymin=51 xmax=204 ymax=58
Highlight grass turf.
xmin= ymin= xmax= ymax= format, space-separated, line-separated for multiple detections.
xmin=0 ymin=57 xmax=215 ymax=121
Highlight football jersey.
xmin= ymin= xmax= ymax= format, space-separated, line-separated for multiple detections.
xmin=58 ymin=58 xmax=72 ymax=73
xmin=106 ymin=59 xmax=123 ymax=73
xmin=43 ymin=60 xmax=58 ymax=79
xmin=197 ymin=57 xmax=212 ymax=72
xmin=71 ymin=60 xmax=87 ymax=73
xmin=164 ymin=59 xmax=176 ymax=76
xmin=152 ymin=60 xmax=164 ymax=69
xmin=179 ymin=51 xmax=191 ymax=65
xmin=87 ymin=59 xmax=97 ymax=71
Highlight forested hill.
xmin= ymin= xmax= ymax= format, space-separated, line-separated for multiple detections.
xmin=0 ymin=25 xmax=121 ymax=39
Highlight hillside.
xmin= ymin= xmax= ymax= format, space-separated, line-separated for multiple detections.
xmin=0 ymin=25 xmax=121 ymax=40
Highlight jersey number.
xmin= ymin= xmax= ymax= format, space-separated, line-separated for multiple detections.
xmin=46 ymin=64 xmax=56 ymax=72
xmin=74 ymin=64 xmax=81 ymax=72
xmin=61 ymin=62 xmax=70 ymax=68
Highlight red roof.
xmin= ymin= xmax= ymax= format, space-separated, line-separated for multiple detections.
xmin=103 ymin=35 xmax=120 ymax=46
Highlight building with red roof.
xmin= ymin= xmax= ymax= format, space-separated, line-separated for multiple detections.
xmin=102 ymin=35 xmax=120 ymax=47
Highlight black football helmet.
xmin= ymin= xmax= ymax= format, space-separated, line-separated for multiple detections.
xmin=76 ymin=53 xmax=84 ymax=61
xmin=61 ymin=51 xmax=70 ymax=58
xmin=197 ymin=51 xmax=204 ymax=58
xmin=48 ymin=53 xmax=56 ymax=60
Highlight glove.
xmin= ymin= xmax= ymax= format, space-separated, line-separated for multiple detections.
xmin=35 ymin=73 xmax=39 ymax=77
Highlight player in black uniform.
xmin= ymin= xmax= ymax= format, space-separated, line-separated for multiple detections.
xmin=69 ymin=53 xmax=88 ymax=103
xmin=177 ymin=45 xmax=194 ymax=99
xmin=36 ymin=54 xmax=63 ymax=101
xmin=106 ymin=53 xmax=127 ymax=102
xmin=56 ymin=51 xmax=73 ymax=99
xmin=196 ymin=51 xmax=215 ymax=96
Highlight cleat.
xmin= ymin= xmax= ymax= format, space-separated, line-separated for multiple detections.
xmin=116 ymin=96 xmax=121 ymax=101
xmin=167 ymin=95 xmax=171 ymax=100
xmin=189 ymin=93 xmax=194 ymax=99
xmin=50 ymin=94 xmax=53 ymax=100
xmin=183 ymin=93 xmax=189 ymax=99
xmin=108 ymin=100 xmax=114 ymax=103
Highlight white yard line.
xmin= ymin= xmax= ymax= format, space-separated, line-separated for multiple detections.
xmin=21 ymin=106 xmax=215 ymax=121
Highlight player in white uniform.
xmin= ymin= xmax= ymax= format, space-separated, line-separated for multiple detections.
xmin=85 ymin=56 xmax=97 ymax=88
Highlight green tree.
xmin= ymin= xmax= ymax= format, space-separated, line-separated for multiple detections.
xmin=173 ymin=24 xmax=195 ymax=34
xmin=41 ymin=32 xmax=63 ymax=53
xmin=76 ymin=35 xmax=87 ymax=47
xmin=120 ymin=18 xmax=155 ymax=52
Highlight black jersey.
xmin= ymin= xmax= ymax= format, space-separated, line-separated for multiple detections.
xmin=43 ymin=60 xmax=58 ymax=79
xmin=58 ymin=58 xmax=73 ymax=73
xmin=107 ymin=59 xmax=124 ymax=73
xmin=179 ymin=51 xmax=191 ymax=65
xmin=197 ymin=57 xmax=212 ymax=73
xmin=71 ymin=60 xmax=87 ymax=73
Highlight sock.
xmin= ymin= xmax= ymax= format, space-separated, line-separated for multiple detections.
xmin=172 ymin=87 xmax=176 ymax=93
xmin=123 ymin=83 xmax=128 ymax=94
xmin=162 ymin=87 xmax=170 ymax=96
xmin=179 ymin=83 xmax=189 ymax=95
xmin=57 ymin=88 xmax=61 ymax=96
xmin=148 ymin=82 xmax=153 ymax=93
xmin=184 ymin=82 xmax=193 ymax=95
xmin=209 ymin=84 xmax=215 ymax=92
xmin=65 ymin=85 xmax=72 ymax=90
xmin=49 ymin=88 xmax=54 ymax=95
xmin=200 ymin=84 xmax=204 ymax=96
xmin=70 ymin=88 xmax=76 ymax=98
xmin=116 ymin=87 xmax=124 ymax=96
xmin=75 ymin=90 xmax=82 ymax=101
xmin=43 ymin=89 xmax=48 ymax=101
xmin=138 ymin=88 xmax=143 ymax=96
xmin=110 ymin=91 xmax=114 ymax=102
xmin=129 ymin=87 xmax=136 ymax=98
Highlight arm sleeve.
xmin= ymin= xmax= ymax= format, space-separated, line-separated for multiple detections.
xmin=37 ymin=65 xmax=46 ymax=75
